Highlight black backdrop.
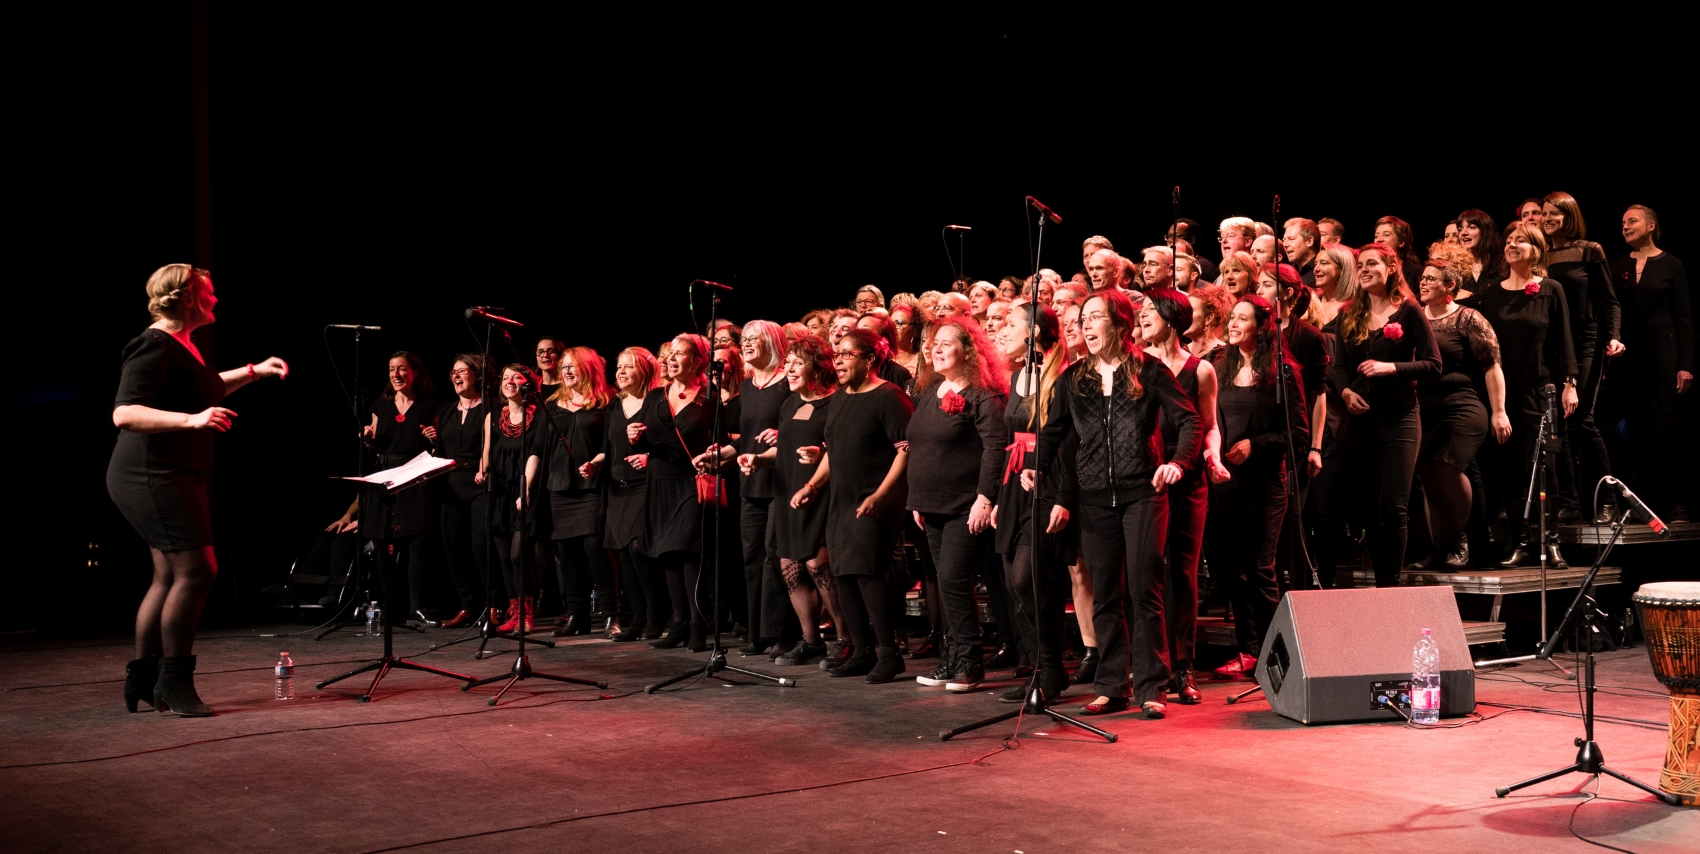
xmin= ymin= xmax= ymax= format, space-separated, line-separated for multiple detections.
xmin=17 ymin=5 xmax=1694 ymax=630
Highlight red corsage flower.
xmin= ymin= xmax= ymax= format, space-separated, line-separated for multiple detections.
xmin=1382 ymin=322 xmax=1403 ymax=341
xmin=1523 ymin=280 xmax=1541 ymax=296
xmin=940 ymin=390 xmax=967 ymax=415
xmin=394 ymin=413 xmax=407 ymax=423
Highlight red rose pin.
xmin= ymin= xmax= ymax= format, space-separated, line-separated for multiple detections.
xmin=1523 ymin=281 xmax=1541 ymax=296
xmin=1382 ymin=322 xmax=1403 ymax=341
xmin=940 ymin=390 xmax=967 ymax=415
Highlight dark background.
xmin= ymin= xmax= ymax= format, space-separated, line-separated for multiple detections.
xmin=17 ymin=5 xmax=1693 ymax=631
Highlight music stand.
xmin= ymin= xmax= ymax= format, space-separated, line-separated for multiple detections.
xmin=317 ymin=458 xmax=474 ymax=701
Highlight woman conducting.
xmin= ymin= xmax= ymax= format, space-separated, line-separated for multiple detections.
xmin=109 ymin=264 xmax=288 ymax=716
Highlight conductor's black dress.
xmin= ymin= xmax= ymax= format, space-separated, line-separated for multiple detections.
xmin=107 ymin=328 xmax=225 ymax=551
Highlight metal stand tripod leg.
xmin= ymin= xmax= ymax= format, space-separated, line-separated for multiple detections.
xmin=938 ymin=669 xmax=1116 ymax=742
xmin=315 ymin=550 xmax=474 ymax=703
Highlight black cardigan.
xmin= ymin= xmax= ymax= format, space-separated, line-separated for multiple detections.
xmin=1037 ymin=353 xmax=1201 ymax=508
xmin=905 ymin=381 xmax=1008 ymax=515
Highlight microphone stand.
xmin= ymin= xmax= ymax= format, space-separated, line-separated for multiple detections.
xmin=940 ymin=201 xmax=1115 ymax=744
xmin=464 ymin=329 xmax=605 ymax=705
xmin=645 ymin=282 xmax=794 ymax=694
xmin=432 ymin=322 xmax=559 ymax=658
xmin=1227 ymin=196 xmax=1320 ymax=706
xmin=1494 ymin=499 xmax=1677 ymax=804
xmin=1515 ymin=389 xmax=1572 ymax=679
xmin=316 ymin=325 xmax=376 ymax=640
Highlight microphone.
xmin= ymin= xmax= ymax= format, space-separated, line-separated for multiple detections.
xmin=1172 ymin=186 xmax=1180 ymax=204
xmin=1026 ymin=196 xmax=1062 ymax=225
xmin=327 ymin=324 xmax=382 ymax=331
xmin=465 ymin=306 xmax=524 ymax=330
xmin=1542 ymin=383 xmax=1561 ymax=449
xmin=945 ymin=224 xmax=972 ymax=232
xmin=694 ymin=280 xmax=734 ymax=291
xmin=1603 ymin=477 xmax=1671 ymax=537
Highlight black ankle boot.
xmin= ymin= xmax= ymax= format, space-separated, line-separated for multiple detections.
xmin=686 ymin=622 xmax=709 ymax=652
xmin=865 ymin=647 xmax=906 ymax=683
xmin=829 ymin=650 xmax=876 ymax=677
xmin=1070 ymin=647 xmax=1099 ymax=685
xmin=154 ymin=655 xmax=213 ymax=717
xmin=650 ymin=621 xmax=689 ymax=649
xmin=124 ymin=655 xmax=160 ymax=712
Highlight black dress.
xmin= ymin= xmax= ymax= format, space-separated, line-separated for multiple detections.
xmin=994 ymin=380 xmax=1077 ymax=564
xmin=603 ymin=398 xmax=650 ymax=552
xmin=822 ymin=382 xmax=914 ymax=577
xmin=1418 ymin=307 xmax=1498 ymax=470
xmin=435 ymin=399 xmax=487 ymax=502
xmin=1475 ymin=279 xmax=1577 ymax=422
xmin=538 ymin=401 xmax=608 ymax=540
xmin=639 ymin=387 xmax=719 ymax=558
xmin=1608 ymin=252 xmax=1695 ymax=514
xmin=488 ymin=406 xmax=538 ymax=537
xmin=106 ymin=329 xmax=225 ymax=551
xmin=771 ymin=392 xmax=834 ymax=560
xmin=361 ymin=395 xmax=440 ymax=541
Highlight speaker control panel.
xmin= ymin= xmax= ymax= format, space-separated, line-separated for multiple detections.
xmin=1370 ymin=680 xmax=1411 ymax=712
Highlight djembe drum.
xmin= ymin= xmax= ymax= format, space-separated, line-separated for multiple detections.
xmin=1632 ymin=582 xmax=1700 ymax=805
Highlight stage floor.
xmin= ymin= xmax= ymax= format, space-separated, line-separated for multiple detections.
xmin=2 ymin=624 xmax=1693 ymax=853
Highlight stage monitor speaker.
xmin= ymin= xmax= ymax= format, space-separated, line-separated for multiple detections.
xmin=1255 ymin=586 xmax=1476 ymax=725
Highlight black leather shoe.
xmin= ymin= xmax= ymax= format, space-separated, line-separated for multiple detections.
xmin=1543 ymin=542 xmax=1568 ymax=568
xmin=1069 ymin=647 xmax=1099 ymax=685
xmin=650 ymin=621 xmax=689 ymax=649
xmin=1171 ymin=670 xmax=1201 ymax=705
xmin=553 ymin=613 xmax=589 ymax=637
xmin=1497 ymin=544 xmax=1533 ymax=568
xmin=904 ymin=633 xmax=939 ymax=660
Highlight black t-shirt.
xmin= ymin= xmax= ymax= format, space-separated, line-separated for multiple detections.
xmin=1326 ymin=299 xmax=1442 ymax=414
xmin=1475 ymin=280 xmax=1578 ymax=417
xmin=823 ymin=381 xmax=913 ymax=508
xmin=737 ymin=376 xmax=790 ymax=499
xmin=905 ymin=382 xmax=1008 ymax=515
xmin=111 ymin=328 xmax=225 ymax=477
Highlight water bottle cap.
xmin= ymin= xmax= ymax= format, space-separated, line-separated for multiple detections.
xmin=1421 ymin=628 xmax=1431 ymax=635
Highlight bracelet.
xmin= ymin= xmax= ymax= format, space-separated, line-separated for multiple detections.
xmin=1310 ymin=447 xmax=1323 ymax=453
xmin=246 ymin=363 xmax=256 ymax=381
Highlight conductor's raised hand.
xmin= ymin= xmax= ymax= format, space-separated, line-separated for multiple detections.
xmin=253 ymin=356 xmax=289 ymax=380
xmin=796 ymin=445 xmax=822 ymax=465
xmin=191 ymin=406 xmax=237 ymax=432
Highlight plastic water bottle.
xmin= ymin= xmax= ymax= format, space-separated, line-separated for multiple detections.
xmin=1411 ymin=629 xmax=1440 ymax=725
xmin=367 ymin=602 xmax=381 ymax=635
xmin=274 ymin=652 xmax=295 ymax=700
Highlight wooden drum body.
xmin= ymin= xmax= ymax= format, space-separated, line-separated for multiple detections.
xmin=1633 ymin=581 xmax=1700 ymax=806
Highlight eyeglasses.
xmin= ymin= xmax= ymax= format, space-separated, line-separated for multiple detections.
xmin=536 ymin=348 xmax=560 ymax=355
xmin=1418 ymin=275 xmax=1442 ymax=284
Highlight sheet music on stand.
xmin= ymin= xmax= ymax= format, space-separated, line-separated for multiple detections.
xmin=336 ymin=452 xmax=457 ymax=492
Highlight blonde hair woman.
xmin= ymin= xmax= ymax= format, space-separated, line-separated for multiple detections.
xmin=109 ymin=264 xmax=288 ymax=716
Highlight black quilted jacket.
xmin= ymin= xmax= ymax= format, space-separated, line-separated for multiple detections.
xmin=1037 ymin=355 xmax=1201 ymax=508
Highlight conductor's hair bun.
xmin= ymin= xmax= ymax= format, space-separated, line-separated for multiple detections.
xmin=144 ymin=263 xmax=197 ymax=320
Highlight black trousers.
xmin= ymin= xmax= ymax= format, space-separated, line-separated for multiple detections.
xmin=1304 ymin=442 xmax=1350 ymax=588
xmin=1209 ymin=473 xmax=1287 ymax=656
xmin=1560 ymin=351 xmax=1613 ymax=512
xmin=1164 ymin=478 xmax=1207 ymax=666
xmin=1485 ymin=408 xmax=1560 ymax=546
xmin=1345 ymin=406 xmax=1420 ymax=587
xmin=1078 ymin=495 xmax=1169 ymax=704
xmin=621 ymin=544 xmax=665 ymax=631
xmin=554 ymin=533 xmax=614 ymax=617
xmin=921 ymin=511 xmax=989 ymax=664
xmin=438 ymin=493 xmax=489 ymax=613
xmin=741 ymin=497 xmax=795 ymax=641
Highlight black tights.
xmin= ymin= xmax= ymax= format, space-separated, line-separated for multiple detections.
xmin=833 ymin=574 xmax=895 ymax=653
xmin=622 ymin=544 xmax=666 ymax=631
xmin=1002 ymin=544 xmax=1066 ymax=679
xmin=554 ymin=533 xmax=614 ymax=616
xmin=492 ymin=529 xmax=533 ymax=600
xmin=658 ymin=550 xmax=700 ymax=626
xmin=782 ymin=548 xmax=838 ymax=645
xmin=136 ymin=546 xmax=218 ymax=659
